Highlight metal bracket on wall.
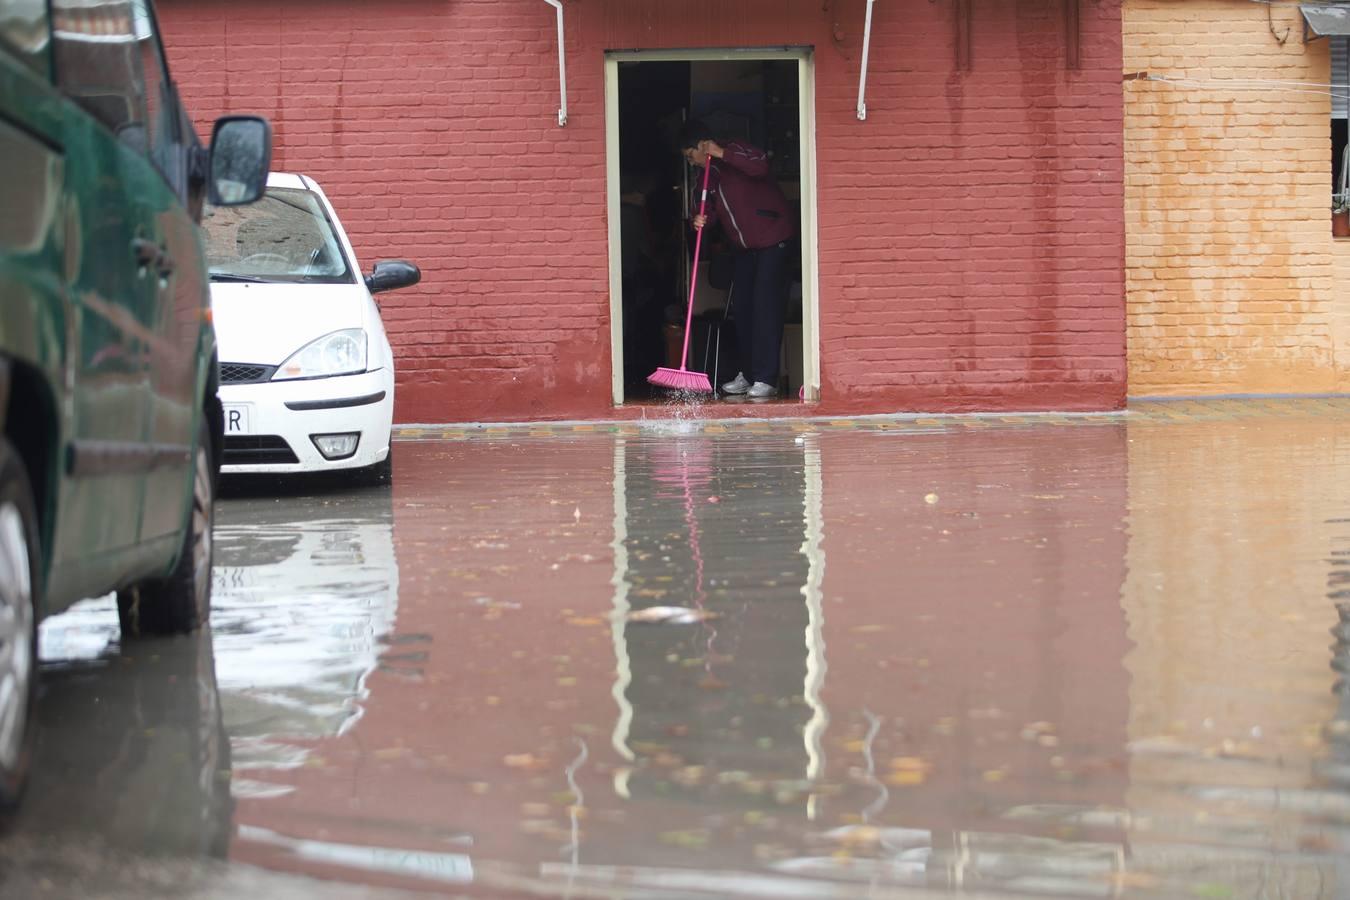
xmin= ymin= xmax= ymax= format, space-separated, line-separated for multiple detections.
xmin=1065 ymin=0 xmax=1081 ymax=69
xmin=1267 ymin=2 xmax=1290 ymax=45
xmin=857 ymin=0 xmax=876 ymax=119
xmin=955 ymin=0 xmax=972 ymax=71
xmin=543 ymin=0 xmax=568 ymax=126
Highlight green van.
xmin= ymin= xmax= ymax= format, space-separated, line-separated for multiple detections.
xmin=0 ymin=0 xmax=270 ymax=809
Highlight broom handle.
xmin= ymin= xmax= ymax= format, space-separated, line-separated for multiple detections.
xmin=680 ymin=162 xmax=713 ymax=370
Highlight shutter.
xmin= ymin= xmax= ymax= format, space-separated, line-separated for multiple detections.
xmin=1335 ymin=36 xmax=1348 ymax=119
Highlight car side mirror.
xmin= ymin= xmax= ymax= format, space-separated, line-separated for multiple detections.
xmin=207 ymin=116 xmax=272 ymax=206
xmin=365 ymin=260 xmax=421 ymax=294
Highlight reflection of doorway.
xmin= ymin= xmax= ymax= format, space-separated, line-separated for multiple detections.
xmin=607 ymin=435 xmax=828 ymax=812
xmin=605 ymin=50 xmax=820 ymax=404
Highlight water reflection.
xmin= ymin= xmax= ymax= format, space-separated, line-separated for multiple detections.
xmin=217 ymin=428 xmax=1141 ymax=895
xmin=12 ymin=623 xmax=231 ymax=859
xmin=20 ymin=408 xmax=1350 ymax=898
xmin=1121 ymin=416 xmax=1350 ymax=897
xmin=615 ymin=437 xmax=813 ymax=786
xmin=212 ymin=490 xmax=399 ymax=749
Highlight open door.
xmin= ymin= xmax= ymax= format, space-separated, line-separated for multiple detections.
xmin=605 ymin=50 xmax=820 ymax=406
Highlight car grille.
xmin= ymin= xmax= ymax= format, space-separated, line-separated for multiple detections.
xmin=223 ymin=436 xmax=299 ymax=465
xmin=220 ymin=362 xmax=276 ymax=384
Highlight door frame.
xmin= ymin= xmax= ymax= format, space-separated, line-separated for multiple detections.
xmin=603 ymin=48 xmax=821 ymax=404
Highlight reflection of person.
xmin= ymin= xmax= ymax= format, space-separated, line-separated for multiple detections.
xmin=679 ymin=120 xmax=794 ymax=399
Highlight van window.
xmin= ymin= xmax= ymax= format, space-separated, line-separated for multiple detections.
xmin=0 ymin=0 xmax=49 ymax=77
xmin=50 ymin=0 xmax=175 ymax=176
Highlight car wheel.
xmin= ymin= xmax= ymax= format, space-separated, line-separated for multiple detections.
xmin=0 ymin=440 xmax=39 ymax=812
xmin=118 ymin=419 xmax=214 ymax=638
xmin=358 ymin=441 xmax=393 ymax=487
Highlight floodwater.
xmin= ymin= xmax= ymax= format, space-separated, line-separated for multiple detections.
xmin=6 ymin=402 xmax=1350 ymax=899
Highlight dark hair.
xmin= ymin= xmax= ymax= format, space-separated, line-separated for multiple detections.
xmin=677 ymin=119 xmax=716 ymax=151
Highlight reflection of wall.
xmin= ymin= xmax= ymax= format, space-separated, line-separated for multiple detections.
xmin=1121 ymin=414 xmax=1347 ymax=893
xmin=230 ymin=429 xmax=1135 ymax=892
xmin=814 ymin=425 xmax=1132 ymax=834
xmin=230 ymin=441 xmax=623 ymax=891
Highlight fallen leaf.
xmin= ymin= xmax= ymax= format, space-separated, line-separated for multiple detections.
xmin=504 ymin=753 xmax=549 ymax=771
xmin=660 ymin=829 xmax=711 ymax=850
xmin=889 ymin=757 xmax=929 ymax=771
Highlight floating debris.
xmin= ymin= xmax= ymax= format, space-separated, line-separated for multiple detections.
xmin=626 ymin=606 xmax=720 ymax=625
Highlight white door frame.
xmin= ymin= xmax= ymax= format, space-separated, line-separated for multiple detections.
xmin=604 ymin=48 xmax=821 ymax=404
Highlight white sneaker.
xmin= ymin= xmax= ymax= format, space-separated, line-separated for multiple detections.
xmin=747 ymin=381 xmax=778 ymax=399
xmin=721 ymin=373 xmax=750 ymax=395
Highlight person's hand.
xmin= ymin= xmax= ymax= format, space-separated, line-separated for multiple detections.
xmin=692 ymin=213 xmax=707 ymax=230
xmin=698 ymin=139 xmax=725 ymax=159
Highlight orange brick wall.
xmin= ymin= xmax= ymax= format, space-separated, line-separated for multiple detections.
xmin=1336 ymin=242 xmax=1350 ymax=390
xmin=1124 ymin=0 xmax=1345 ymax=395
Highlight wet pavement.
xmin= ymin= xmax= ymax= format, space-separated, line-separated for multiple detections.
xmin=6 ymin=399 xmax=1350 ymax=898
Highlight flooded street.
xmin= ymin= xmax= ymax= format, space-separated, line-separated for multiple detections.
xmin=6 ymin=401 xmax=1350 ymax=898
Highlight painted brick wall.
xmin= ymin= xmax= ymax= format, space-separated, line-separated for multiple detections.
xmin=1336 ymin=243 xmax=1350 ymax=391
xmin=1124 ymin=0 xmax=1345 ymax=395
xmin=160 ymin=0 xmax=1125 ymax=422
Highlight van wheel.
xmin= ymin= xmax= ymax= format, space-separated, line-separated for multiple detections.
xmin=0 ymin=440 xmax=40 ymax=812
xmin=118 ymin=420 xmax=214 ymax=638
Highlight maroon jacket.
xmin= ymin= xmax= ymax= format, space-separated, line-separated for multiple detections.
xmin=694 ymin=141 xmax=795 ymax=250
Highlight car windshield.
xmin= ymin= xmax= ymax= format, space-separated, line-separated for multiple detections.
xmin=203 ymin=187 xmax=353 ymax=283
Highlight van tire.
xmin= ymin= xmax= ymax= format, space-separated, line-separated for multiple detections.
xmin=0 ymin=440 xmax=40 ymax=814
xmin=118 ymin=419 xmax=214 ymax=638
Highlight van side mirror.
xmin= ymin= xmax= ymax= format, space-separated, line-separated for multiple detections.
xmin=365 ymin=260 xmax=421 ymax=294
xmin=207 ymin=116 xmax=272 ymax=206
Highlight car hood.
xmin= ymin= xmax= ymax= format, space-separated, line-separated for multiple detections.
xmin=211 ymin=282 xmax=369 ymax=365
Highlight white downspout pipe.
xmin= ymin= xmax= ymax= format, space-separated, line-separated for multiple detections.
xmin=543 ymin=0 xmax=568 ymax=126
xmin=857 ymin=0 xmax=876 ymax=120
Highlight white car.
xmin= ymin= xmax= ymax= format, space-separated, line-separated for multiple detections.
xmin=203 ymin=173 xmax=419 ymax=481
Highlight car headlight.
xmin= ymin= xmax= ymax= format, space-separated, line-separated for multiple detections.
xmin=272 ymin=329 xmax=367 ymax=381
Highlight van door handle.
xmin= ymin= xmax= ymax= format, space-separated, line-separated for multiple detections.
xmin=132 ymin=239 xmax=174 ymax=278
xmin=132 ymin=238 xmax=160 ymax=267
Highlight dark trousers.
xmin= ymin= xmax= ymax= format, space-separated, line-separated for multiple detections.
xmin=732 ymin=241 xmax=790 ymax=386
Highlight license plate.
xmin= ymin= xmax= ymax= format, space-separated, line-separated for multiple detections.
xmin=223 ymin=405 xmax=251 ymax=434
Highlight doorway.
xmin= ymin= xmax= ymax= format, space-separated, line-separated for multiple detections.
xmin=604 ymin=50 xmax=820 ymax=405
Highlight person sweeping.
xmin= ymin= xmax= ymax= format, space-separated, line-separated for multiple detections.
xmin=679 ymin=121 xmax=795 ymax=399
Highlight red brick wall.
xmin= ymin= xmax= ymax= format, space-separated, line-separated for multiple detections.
xmin=160 ymin=0 xmax=1125 ymax=422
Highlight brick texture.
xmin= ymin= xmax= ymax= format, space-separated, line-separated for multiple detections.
xmin=1124 ymin=0 xmax=1345 ymax=395
xmin=160 ymin=0 xmax=1126 ymax=422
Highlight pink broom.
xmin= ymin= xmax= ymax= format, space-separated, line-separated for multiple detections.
xmin=648 ymin=160 xmax=715 ymax=393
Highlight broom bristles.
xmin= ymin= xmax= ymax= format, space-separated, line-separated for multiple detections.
xmin=647 ymin=367 xmax=713 ymax=393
